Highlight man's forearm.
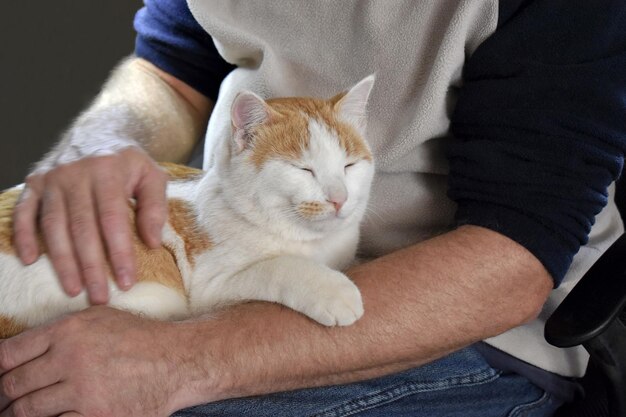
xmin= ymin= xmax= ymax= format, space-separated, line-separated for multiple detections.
xmin=171 ymin=225 xmax=553 ymax=409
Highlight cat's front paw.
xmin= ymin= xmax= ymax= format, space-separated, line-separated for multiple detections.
xmin=304 ymin=273 xmax=364 ymax=326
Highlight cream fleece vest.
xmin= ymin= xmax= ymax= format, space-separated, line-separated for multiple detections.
xmin=188 ymin=0 xmax=624 ymax=377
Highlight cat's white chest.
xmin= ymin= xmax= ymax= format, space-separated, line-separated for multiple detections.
xmin=185 ymin=208 xmax=359 ymax=313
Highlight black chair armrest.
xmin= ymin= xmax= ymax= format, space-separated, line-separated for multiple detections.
xmin=545 ymin=233 xmax=626 ymax=348
xmin=545 ymin=233 xmax=626 ymax=417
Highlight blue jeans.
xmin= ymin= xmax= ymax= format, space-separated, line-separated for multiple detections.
xmin=172 ymin=345 xmax=563 ymax=417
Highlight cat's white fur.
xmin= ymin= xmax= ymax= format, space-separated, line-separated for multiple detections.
xmin=0 ymin=75 xmax=375 ymax=329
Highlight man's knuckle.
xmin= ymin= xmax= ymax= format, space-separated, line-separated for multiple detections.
xmin=81 ymin=263 xmax=104 ymax=279
xmin=24 ymin=174 xmax=37 ymax=185
xmin=51 ymin=166 xmax=82 ymax=188
xmin=12 ymin=397 xmax=35 ymax=417
xmin=61 ymin=314 xmax=80 ymax=328
xmin=24 ymin=174 xmax=42 ymax=187
xmin=108 ymin=242 xmax=132 ymax=257
xmin=39 ymin=213 xmax=61 ymax=231
xmin=52 ymin=255 xmax=74 ymax=272
xmin=100 ymin=209 xmax=126 ymax=227
xmin=42 ymin=169 xmax=61 ymax=184
xmin=142 ymin=212 xmax=166 ymax=229
xmin=0 ymin=374 xmax=17 ymax=399
xmin=0 ymin=344 xmax=13 ymax=371
xmin=69 ymin=215 xmax=93 ymax=238
xmin=57 ymin=315 xmax=83 ymax=334
xmin=107 ymin=248 xmax=133 ymax=267
xmin=91 ymin=158 xmax=115 ymax=174
xmin=96 ymin=178 xmax=122 ymax=196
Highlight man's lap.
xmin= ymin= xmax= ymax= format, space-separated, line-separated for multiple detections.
xmin=172 ymin=345 xmax=563 ymax=417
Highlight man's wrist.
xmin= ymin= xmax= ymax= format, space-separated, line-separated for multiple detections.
xmin=33 ymin=103 xmax=145 ymax=175
xmin=165 ymin=319 xmax=234 ymax=412
xmin=164 ymin=304 xmax=314 ymax=410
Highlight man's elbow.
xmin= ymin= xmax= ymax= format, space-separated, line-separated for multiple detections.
xmin=510 ymin=272 xmax=553 ymax=328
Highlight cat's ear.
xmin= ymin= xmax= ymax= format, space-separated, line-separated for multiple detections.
xmin=333 ymin=74 xmax=375 ymax=133
xmin=231 ymin=91 xmax=270 ymax=152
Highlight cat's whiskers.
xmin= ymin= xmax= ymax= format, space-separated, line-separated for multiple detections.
xmin=362 ymin=200 xmax=387 ymax=224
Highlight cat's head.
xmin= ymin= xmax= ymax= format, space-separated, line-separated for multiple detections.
xmin=220 ymin=76 xmax=375 ymax=239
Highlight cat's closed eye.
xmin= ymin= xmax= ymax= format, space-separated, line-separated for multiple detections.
xmin=344 ymin=161 xmax=359 ymax=173
xmin=290 ymin=163 xmax=316 ymax=177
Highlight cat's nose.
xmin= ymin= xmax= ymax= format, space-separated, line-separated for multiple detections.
xmin=327 ymin=198 xmax=346 ymax=213
xmin=327 ymin=195 xmax=347 ymax=212
xmin=325 ymin=182 xmax=347 ymax=213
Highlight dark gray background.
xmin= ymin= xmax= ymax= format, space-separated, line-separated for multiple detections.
xmin=0 ymin=1 xmax=143 ymax=190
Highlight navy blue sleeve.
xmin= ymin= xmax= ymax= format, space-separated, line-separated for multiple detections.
xmin=134 ymin=0 xmax=236 ymax=101
xmin=448 ymin=0 xmax=626 ymax=285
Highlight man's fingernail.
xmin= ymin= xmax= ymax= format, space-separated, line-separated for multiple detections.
xmin=118 ymin=269 xmax=134 ymax=290
xmin=67 ymin=283 xmax=82 ymax=297
xmin=19 ymin=246 xmax=34 ymax=264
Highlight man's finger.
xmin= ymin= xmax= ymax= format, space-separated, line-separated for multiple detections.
xmin=0 ymin=353 xmax=61 ymax=410
xmin=65 ymin=184 xmax=109 ymax=305
xmin=94 ymin=178 xmax=136 ymax=291
xmin=39 ymin=188 xmax=82 ymax=297
xmin=0 ymin=330 xmax=49 ymax=376
xmin=0 ymin=383 xmax=72 ymax=417
xmin=135 ymin=169 xmax=168 ymax=249
xmin=12 ymin=184 xmax=41 ymax=265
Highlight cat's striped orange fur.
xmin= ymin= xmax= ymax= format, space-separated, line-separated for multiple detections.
xmin=249 ymin=95 xmax=372 ymax=168
xmin=0 ymin=316 xmax=24 ymax=339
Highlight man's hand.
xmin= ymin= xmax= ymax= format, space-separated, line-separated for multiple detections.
xmin=13 ymin=147 xmax=168 ymax=304
xmin=0 ymin=307 xmax=199 ymax=417
xmin=11 ymin=57 xmax=212 ymax=305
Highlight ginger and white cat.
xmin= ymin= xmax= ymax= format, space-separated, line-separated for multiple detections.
xmin=0 ymin=76 xmax=375 ymax=338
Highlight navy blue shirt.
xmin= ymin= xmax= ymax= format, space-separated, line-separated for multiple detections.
xmin=134 ymin=0 xmax=235 ymax=101
xmin=135 ymin=0 xmax=626 ymax=286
